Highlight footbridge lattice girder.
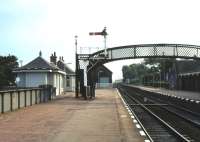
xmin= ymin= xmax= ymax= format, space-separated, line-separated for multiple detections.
xmin=76 ymin=43 xmax=200 ymax=99
xmin=91 ymin=44 xmax=200 ymax=62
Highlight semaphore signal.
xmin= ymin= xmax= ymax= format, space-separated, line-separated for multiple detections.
xmin=89 ymin=27 xmax=108 ymax=36
xmin=89 ymin=27 xmax=108 ymax=56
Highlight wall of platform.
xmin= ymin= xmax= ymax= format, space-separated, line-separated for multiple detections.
xmin=177 ymin=73 xmax=200 ymax=91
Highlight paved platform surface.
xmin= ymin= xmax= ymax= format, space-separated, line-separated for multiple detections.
xmin=134 ymin=85 xmax=200 ymax=101
xmin=0 ymin=89 xmax=144 ymax=142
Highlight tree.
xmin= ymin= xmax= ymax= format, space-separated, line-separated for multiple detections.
xmin=122 ymin=58 xmax=176 ymax=85
xmin=122 ymin=65 xmax=135 ymax=81
xmin=144 ymin=58 xmax=175 ymax=79
xmin=0 ymin=55 xmax=18 ymax=86
xmin=122 ymin=63 xmax=149 ymax=83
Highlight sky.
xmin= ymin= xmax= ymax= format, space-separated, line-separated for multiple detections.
xmin=1 ymin=0 xmax=200 ymax=80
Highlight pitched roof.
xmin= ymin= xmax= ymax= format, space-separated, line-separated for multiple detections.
xmin=14 ymin=56 xmax=59 ymax=71
xmin=99 ymin=65 xmax=112 ymax=74
xmin=56 ymin=59 xmax=75 ymax=74
xmin=64 ymin=64 xmax=75 ymax=74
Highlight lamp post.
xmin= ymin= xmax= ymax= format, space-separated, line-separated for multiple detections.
xmin=75 ymin=35 xmax=79 ymax=98
xmin=103 ymin=27 xmax=107 ymax=56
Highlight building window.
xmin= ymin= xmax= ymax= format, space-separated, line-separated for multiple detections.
xmin=66 ymin=76 xmax=70 ymax=87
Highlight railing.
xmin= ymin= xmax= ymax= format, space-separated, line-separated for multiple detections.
xmin=0 ymin=87 xmax=56 ymax=114
xmin=91 ymin=44 xmax=200 ymax=61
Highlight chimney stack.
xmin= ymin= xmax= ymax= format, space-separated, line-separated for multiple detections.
xmin=50 ymin=52 xmax=57 ymax=65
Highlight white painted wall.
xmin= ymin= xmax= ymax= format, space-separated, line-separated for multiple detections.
xmin=16 ymin=73 xmax=26 ymax=87
xmin=16 ymin=71 xmax=67 ymax=96
xmin=71 ymin=76 xmax=75 ymax=91
xmin=65 ymin=75 xmax=75 ymax=92
xmin=59 ymin=74 xmax=64 ymax=94
xmin=54 ymin=73 xmax=59 ymax=95
xmin=52 ymin=73 xmax=65 ymax=96
xmin=25 ymin=73 xmax=47 ymax=87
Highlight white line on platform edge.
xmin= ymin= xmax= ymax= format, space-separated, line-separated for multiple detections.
xmin=139 ymin=131 xmax=146 ymax=136
xmin=136 ymin=124 xmax=141 ymax=129
xmin=116 ymin=89 xmax=149 ymax=141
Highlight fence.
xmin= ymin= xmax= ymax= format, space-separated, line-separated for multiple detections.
xmin=0 ymin=86 xmax=56 ymax=114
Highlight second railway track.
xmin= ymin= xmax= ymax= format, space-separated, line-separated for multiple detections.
xmin=118 ymin=85 xmax=200 ymax=142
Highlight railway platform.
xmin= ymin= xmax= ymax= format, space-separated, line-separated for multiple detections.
xmin=0 ymin=89 xmax=144 ymax=142
xmin=132 ymin=85 xmax=200 ymax=102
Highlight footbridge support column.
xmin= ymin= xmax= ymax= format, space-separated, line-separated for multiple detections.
xmin=87 ymin=64 xmax=96 ymax=99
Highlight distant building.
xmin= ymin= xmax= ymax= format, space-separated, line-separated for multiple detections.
xmin=50 ymin=52 xmax=75 ymax=91
xmin=13 ymin=52 xmax=75 ymax=95
xmin=95 ymin=65 xmax=112 ymax=88
xmin=56 ymin=55 xmax=75 ymax=92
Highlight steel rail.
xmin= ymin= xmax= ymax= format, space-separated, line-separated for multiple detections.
xmin=119 ymin=87 xmax=190 ymax=142
xmin=124 ymin=84 xmax=200 ymax=114
xmin=117 ymin=88 xmax=154 ymax=142
xmin=126 ymin=94 xmax=190 ymax=142
xmin=124 ymin=86 xmax=200 ymax=129
xmin=144 ymin=98 xmax=200 ymax=129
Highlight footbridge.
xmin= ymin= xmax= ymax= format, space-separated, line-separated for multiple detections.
xmin=75 ymin=43 xmax=200 ymax=99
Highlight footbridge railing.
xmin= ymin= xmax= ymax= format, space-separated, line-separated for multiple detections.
xmin=86 ymin=44 xmax=200 ymax=62
xmin=76 ymin=43 xmax=200 ymax=99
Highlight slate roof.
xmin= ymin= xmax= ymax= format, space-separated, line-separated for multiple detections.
xmin=99 ymin=65 xmax=112 ymax=74
xmin=64 ymin=64 xmax=75 ymax=74
xmin=14 ymin=56 xmax=59 ymax=71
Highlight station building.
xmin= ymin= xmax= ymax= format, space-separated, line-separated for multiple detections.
xmin=95 ymin=65 xmax=112 ymax=88
xmin=13 ymin=52 xmax=75 ymax=95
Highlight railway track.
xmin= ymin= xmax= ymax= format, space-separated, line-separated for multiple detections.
xmin=128 ymin=85 xmax=200 ymax=114
xmin=118 ymin=85 xmax=200 ymax=142
xmin=124 ymin=85 xmax=200 ymax=128
xmin=125 ymin=87 xmax=200 ymax=127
